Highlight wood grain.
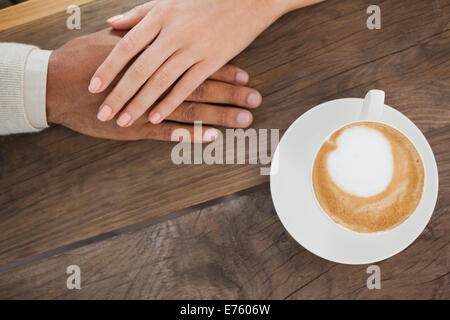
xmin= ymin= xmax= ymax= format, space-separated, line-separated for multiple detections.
xmin=0 ymin=0 xmax=13 ymax=10
xmin=0 ymin=0 xmax=449 ymax=274
xmin=0 ymin=0 xmax=94 ymax=32
xmin=0 ymin=124 xmax=448 ymax=299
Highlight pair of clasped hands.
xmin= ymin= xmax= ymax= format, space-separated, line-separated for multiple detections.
xmin=86 ymin=0 xmax=322 ymax=142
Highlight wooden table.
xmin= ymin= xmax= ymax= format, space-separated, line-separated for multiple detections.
xmin=0 ymin=0 xmax=448 ymax=299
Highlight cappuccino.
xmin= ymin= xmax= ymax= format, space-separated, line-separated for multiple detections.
xmin=312 ymin=122 xmax=424 ymax=233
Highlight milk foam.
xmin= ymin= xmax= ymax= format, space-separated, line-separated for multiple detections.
xmin=326 ymin=125 xmax=394 ymax=197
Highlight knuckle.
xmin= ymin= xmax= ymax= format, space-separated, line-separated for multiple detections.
xmin=128 ymin=100 xmax=147 ymax=114
xmin=100 ymin=59 xmax=114 ymax=76
xmin=120 ymin=34 xmax=137 ymax=52
xmin=220 ymin=65 xmax=235 ymax=78
xmin=134 ymin=4 xmax=146 ymax=16
xmin=192 ymin=83 xmax=206 ymax=99
xmin=152 ymin=4 xmax=163 ymax=16
xmin=166 ymin=96 xmax=182 ymax=112
xmin=154 ymin=68 xmax=172 ymax=85
xmin=162 ymin=125 xmax=174 ymax=140
xmin=108 ymin=90 xmax=126 ymax=106
xmin=219 ymin=109 xmax=229 ymax=126
xmin=182 ymin=102 xmax=197 ymax=122
xmin=179 ymin=84 xmax=192 ymax=97
xmin=232 ymin=87 xmax=245 ymax=104
xmin=130 ymin=60 xmax=149 ymax=80
xmin=160 ymin=3 xmax=177 ymax=15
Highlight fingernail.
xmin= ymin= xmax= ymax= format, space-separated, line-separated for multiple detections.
xmin=88 ymin=77 xmax=102 ymax=93
xmin=149 ymin=112 xmax=162 ymax=124
xmin=203 ymin=129 xmax=218 ymax=142
xmin=237 ymin=112 xmax=251 ymax=126
xmin=235 ymin=72 xmax=249 ymax=84
xmin=97 ymin=105 xmax=112 ymax=121
xmin=107 ymin=14 xmax=124 ymax=23
xmin=117 ymin=112 xmax=132 ymax=127
xmin=247 ymin=92 xmax=261 ymax=107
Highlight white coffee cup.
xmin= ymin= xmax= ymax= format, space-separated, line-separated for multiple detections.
xmin=270 ymin=89 xmax=438 ymax=263
xmin=310 ymin=90 xmax=426 ymax=234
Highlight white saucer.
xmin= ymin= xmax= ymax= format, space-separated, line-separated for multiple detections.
xmin=270 ymin=98 xmax=439 ymax=265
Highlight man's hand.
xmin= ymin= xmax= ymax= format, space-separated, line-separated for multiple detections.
xmin=46 ymin=29 xmax=262 ymax=142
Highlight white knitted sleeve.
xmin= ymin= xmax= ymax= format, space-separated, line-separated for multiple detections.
xmin=0 ymin=43 xmax=50 ymax=135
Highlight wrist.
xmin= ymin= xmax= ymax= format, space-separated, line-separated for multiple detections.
xmin=268 ymin=0 xmax=323 ymax=16
xmin=46 ymin=50 xmax=63 ymax=125
xmin=263 ymin=0 xmax=297 ymax=17
xmin=234 ymin=0 xmax=285 ymax=24
xmin=255 ymin=0 xmax=289 ymax=21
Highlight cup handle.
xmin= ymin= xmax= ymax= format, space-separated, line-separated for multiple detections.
xmin=360 ymin=89 xmax=385 ymax=121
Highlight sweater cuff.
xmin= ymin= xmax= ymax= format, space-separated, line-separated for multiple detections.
xmin=24 ymin=48 xmax=52 ymax=131
xmin=0 ymin=43 xmax=51 ymax=135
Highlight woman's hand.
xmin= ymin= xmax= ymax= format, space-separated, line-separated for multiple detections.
xmin=48 ymin=29 xmax=262 ymax=142
xmin=89 ymin=0 xmax=287 ymax=128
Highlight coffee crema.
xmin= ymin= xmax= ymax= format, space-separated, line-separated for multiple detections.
xmin=312 ymin=122 xmax=424 ymax=233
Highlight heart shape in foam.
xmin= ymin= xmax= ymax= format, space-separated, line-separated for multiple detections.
xmin=326 ymin=124 xmax=394 ymax=197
